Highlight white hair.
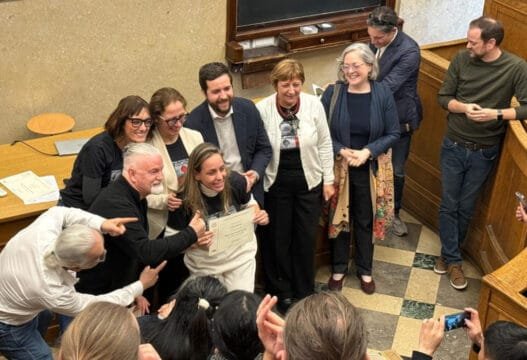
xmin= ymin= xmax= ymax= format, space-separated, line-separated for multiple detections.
xmin=123 ymin=142 xmax=161 ymax=171
xmin=44 ymin=224 xmax=98 ymax=269
xmin=336 ymin=42 xmax=379 ymax=82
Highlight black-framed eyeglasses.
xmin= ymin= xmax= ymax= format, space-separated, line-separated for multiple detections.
xmin=127 ymin=117 xmax=153 ymax=128
xmin=96 ymin=249 xmax=107 ymax=264
xmin=160 ymin=113 xmax=188 ymax=127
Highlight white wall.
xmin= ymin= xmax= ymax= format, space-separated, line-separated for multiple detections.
xmin=399 ymin=0 xmax=485 ymax=45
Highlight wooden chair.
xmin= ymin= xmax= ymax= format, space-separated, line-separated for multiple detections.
xmin=27 ymin=113 xmax=75 ymax=136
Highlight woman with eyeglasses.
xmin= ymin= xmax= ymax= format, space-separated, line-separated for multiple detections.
xmin=321 ymin=43 xmax=400 ymax=295
xmin=60 ymin=95 xmax=153 ymax=210
xmin=146 ymin=87 xmax=203 ymax=304
xmin=255 ymin=59 xmax=334 ymax=314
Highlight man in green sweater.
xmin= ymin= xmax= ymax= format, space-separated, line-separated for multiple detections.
xmin=435 ymin=16 xmax=527 ymax=290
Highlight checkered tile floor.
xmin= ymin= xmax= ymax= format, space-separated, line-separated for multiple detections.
xmin=315 ymin=210 xmax=481 ymax=360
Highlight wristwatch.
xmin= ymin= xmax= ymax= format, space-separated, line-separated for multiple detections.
xmin=497 ymin=109 xmax=503 ymax=121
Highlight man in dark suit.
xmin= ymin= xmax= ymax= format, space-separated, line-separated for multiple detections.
xmin=367 ymin=6 xmax=423 ymax=236
xmin=185 ymin=62 xmax=272 ymax=206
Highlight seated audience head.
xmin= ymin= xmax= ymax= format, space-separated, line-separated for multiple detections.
xmin=284 ymin=291 xmax=369 ymax=360
xmin=141 ymin=276 xmax=227 ymax=360
xmin=184 ymin=142 xmax=231 ymax=215
xmin=149 ymin=87 xmax=188 ymax=140
xmin=198 ymin=62 xmax=234 ymax=117
xmin=122 ymin=142 xmax=164 ymax=198
xmin=337 ymin=42 xmax=379 ymax=83
xmin=366 ymin=6 xmax=398 ymax=48
xmin=59 ymin=301 xmax=140 ymax=360
xmin=44 ymin=224 xmax=105 ymax=272
xmin=104 ymin=95 xmax=152 ymax=146
xmin=482 ymin=321 xmax=527 ymax=360
xmin=211 ymin=290 xmax=263 ymax=360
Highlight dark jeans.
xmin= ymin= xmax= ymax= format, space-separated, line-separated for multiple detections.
xmin=261 ymin=175 xmax=322 ymax=300
xmin=331 ymin=167 xmax=373 ymax=276
xmin=392 ymin=133 xmax=412 ymax=214
xmin=0 ymin=317 xmax=52 ymax=360
xmin=439 ymin=137 xmax=499 ymax=265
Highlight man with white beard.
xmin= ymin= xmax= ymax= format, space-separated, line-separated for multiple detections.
xmin=76 ymin=143 xmax=207 ymax=302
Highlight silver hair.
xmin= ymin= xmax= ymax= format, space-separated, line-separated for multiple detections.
xmin=336 ymin=42 xmax=379 ymax=82
xmin=123 ymin=142 xmax=161 ymax=171
xmin=44 ymin=224 xmax=98 ymax=269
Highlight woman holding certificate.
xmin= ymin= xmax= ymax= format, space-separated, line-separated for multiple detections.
xmin=177 ymin=142 xmax=269 ymax=291
xmin=256 ymin=59 xmax=334 ymax=314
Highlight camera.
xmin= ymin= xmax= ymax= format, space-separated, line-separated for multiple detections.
xmin=444 ymin=311 xmax=470 ymax=331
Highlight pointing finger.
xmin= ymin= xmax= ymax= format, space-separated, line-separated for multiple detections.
xmin=154 ymin=260 xmax=168 ymax=273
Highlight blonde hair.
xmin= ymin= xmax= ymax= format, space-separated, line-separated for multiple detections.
xmin=284 ymin=292 xmax=368 ymax=360
xmin=270 ymin=58 xmax=305 ymax=89
xmin=59 ymin=302 xmax=139 ymax=360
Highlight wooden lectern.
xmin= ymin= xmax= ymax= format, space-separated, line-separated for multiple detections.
xmin=470 ymin=248 xmax=527 ymax=359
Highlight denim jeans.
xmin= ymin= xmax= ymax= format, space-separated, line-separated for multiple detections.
xmin=392 ymin=133 xmax=412 ymax=214
xmin=439 ymin=137 xmax=499 ymax=265
xmin=0 ymin=317 xmax=53 ymax=360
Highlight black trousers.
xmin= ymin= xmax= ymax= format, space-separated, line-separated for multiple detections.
xmin=330 ymin=167 xmax=373 ymax=276
xmin=261 ymin=175 xmax=322 ymax=300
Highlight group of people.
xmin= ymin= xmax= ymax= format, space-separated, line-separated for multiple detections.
xmin=1 ymin=4 xmax=527 ymax=360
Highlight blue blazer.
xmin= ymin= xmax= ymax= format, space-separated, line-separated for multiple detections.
xmin=185 ymin=97 xmax=272 ymax=205
xmin=321 ymin=81 xmax=400 ymax=160
xmin=370 ymin=31 xmax=423 ymax=131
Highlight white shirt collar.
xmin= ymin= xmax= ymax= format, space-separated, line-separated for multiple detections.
xmin=208 ymin=104 xmax=233 ymax=121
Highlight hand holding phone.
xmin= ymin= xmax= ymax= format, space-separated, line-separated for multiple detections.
xmin=444 ymin=311 xmax=471 ymax=331
xmin=516 ymin=191 xmax=527 ymax=210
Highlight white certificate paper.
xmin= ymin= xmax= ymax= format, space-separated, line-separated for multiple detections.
xmin=0 ymin=171 xmax=56 ymax=204
xmin=208 ymin=206 xmax=255 ymax=256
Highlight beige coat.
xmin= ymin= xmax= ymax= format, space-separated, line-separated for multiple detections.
xmin=146 ymin=127 xmax=203 ymax=239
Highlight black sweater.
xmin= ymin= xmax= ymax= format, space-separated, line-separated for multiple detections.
xmin=76 ymin=176 xmax=197 ymax=295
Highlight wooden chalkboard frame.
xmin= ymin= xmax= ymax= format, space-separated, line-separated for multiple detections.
xmin=227 ymin=0 xmax=395 ymax=42
xmin=225 ymin=0 xmax=396 ymax=88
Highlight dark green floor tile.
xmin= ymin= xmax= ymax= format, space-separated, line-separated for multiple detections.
xmin=412 ymin=252 xmax=436 ymax=270
xmin=400 ymin=299 xmax=435 ymax=320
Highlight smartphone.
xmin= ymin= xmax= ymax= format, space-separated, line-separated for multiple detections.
xmin=444 ymin=311 xmax=470 ymax=331
xmin=516 ymin=191 xmax=527 ymax=210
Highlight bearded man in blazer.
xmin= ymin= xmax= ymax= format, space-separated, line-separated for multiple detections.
xmin=185 ymin=62 xmax=272 ymax=206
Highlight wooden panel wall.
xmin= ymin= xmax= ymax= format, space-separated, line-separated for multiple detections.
xmin=406 ymin=0 xmax=527 ymax=273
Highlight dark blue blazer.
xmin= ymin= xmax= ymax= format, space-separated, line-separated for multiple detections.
xmin=370 ymin=31 xmax=423 ymax=131
xmin=185 ymin=97 xmax=272 ymax=205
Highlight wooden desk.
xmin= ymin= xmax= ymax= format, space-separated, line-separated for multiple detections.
xmin=0 ymin=127 xmax=103 ymax=249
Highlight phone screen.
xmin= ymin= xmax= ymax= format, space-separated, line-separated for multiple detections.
xmin=444 ymin=312 xmax=470 ymax=331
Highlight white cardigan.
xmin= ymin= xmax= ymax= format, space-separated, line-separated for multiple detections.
xmin=256 ymin=92 xmax=334 ymax=191
xmin=146 ymin=127 xmax=204 ymax=239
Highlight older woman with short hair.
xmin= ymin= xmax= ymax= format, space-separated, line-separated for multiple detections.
xmin=256 ymin=59 xmax=334 ymax=313
xmin=321 ymin=42 xmax=400 ymax=294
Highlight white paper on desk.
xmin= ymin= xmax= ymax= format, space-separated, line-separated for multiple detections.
xmin=0 ymin=171 xmax=56 ymax=204
xmin=24 ymin=175 xmax=59 ymax=204
xmin=208 ymin=206 xmax=255 ymax=256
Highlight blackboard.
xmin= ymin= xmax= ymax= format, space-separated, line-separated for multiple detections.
xmin=237 ymin=0 xmax=385 ymax=29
